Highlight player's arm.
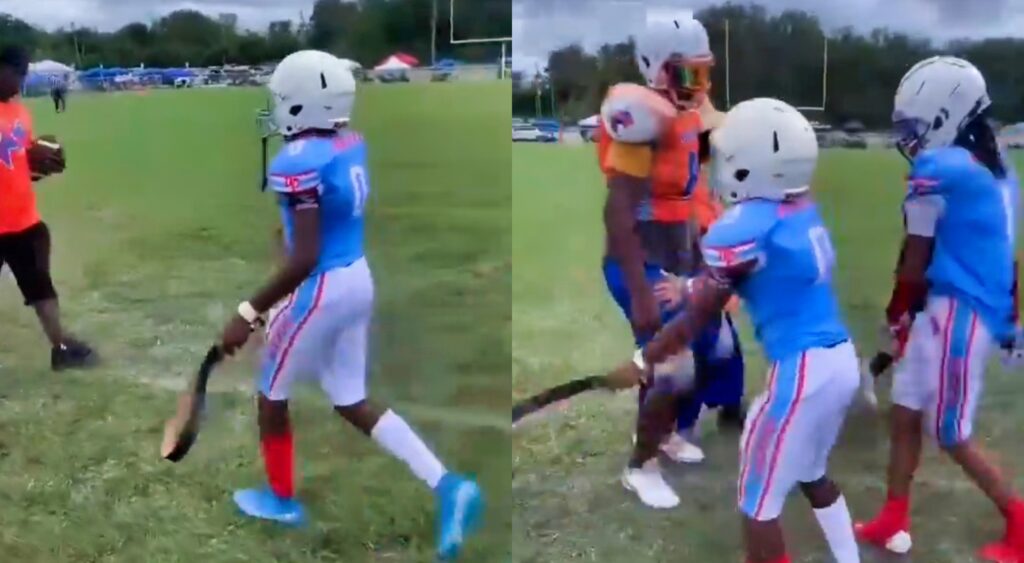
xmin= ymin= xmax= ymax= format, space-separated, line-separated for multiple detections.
xmin=643 ymin=209 xmax=764 ymax=364
xmin=643 ymin=261 xmax=754 ymax=364
xmin=246 ymin=189 xmax=321 ymax=313
xmin=605 ymin=170 xmax=651 ymax=299
xmin=885 ymin=194 xmax=941 ymax=344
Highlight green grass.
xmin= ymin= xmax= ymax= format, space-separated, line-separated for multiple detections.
xmin=0 ymin=82 xmax=510 ymax=562
xmin=512 ymin=145 xmax=1024 ymax=562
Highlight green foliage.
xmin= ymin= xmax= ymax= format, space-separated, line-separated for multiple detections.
xmin=514 ymin=2 xmax=1024 ymax=126
xmin=4 ymin=0 xmax=509 ymax=69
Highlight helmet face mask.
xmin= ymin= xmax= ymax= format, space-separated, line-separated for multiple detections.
xmin=893 ymin=115 xmax=930 ymax=162
xmin=654 ymin=54 xmax=712 ymax=110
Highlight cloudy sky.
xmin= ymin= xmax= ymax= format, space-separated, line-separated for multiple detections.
xmin=0 ymin=0 xmax=316 ymax=31
xmin=513 ymin=0 xmax=1024 ymax=70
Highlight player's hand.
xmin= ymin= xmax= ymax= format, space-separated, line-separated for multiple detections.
xmin=630 ymin=290 xmax=662 ymax=339
xmin=653 ymin=275 xmax=687 ymax=310
xmin=27 ymin=136 xmax=65 ymax=176
xmin=882 ymin=314 xmax=912 ymax=358
xmin=606 ymin=359 xmax=647 ymax=390
xmin=220 ymin=315 xmax=253 ymax=356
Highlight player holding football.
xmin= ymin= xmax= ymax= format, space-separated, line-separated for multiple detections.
xmin=598 ymin=16 xmax=744 ymax=507
xmin=854 ymin=56 xmax=1024 ymax=562
xmin=217 ymin=50 xmax=483 ymax=561
xmin=0 ymin=45 xmax=95 ymax=370
xmin=612 ymin=98 xmax=862 ymax=563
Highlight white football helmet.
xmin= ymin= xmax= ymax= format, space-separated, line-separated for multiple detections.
xmin=892 ymin=56 xmax=990 ymax=158
xmin=634 ymin=17 xmax=713 ymax=109
xmin=269 ymin=50 xmax=356 ymax=136
xmin=709 ymin=98 xmax=818 ymax=203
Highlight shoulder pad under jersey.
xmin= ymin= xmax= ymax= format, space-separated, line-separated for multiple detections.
xmin=599 ymin=83 xmax=675 ymax=144
xmin=267 ymin=137 xmax=338 ymax=194
xmin=907 ymin=146 xmax=984 ymax=198
xmin=701 ymin=200 xmax=779 ymax=269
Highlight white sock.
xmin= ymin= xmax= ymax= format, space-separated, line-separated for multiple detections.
xmin=371 ymin=410 xmax=447 ymax=489
xmin=813 ymin=494 xmax=860 ymax=563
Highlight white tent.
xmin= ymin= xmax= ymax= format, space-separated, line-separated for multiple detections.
xmin=29 ymin=60 xmax=74 ymax=74
xmin=373 ymin=56 xmax=412 ymax=72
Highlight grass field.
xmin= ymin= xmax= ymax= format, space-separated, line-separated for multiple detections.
xmin=512 ymin=145 xmax=1024 ymax=562
xmin=0 ymin=82 xmax=510 ymax=562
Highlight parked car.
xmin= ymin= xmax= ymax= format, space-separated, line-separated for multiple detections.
xmin=513 ymin=124 xmax=556 ymax=142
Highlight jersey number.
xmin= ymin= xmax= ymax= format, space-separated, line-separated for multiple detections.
xmin=350 ymin=165 xmax=368 ymax=217
xmin=809 ymin=226 xmax=836 ymax=283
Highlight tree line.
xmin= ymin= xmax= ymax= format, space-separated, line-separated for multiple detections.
xmin=513 ymin=3 xmax=1024 ymax=128
xmin=0 ymin=0 xmax=510 ymax=69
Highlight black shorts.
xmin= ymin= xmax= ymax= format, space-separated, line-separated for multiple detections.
xmin=0 ymin=222 xmax=57 ymax=305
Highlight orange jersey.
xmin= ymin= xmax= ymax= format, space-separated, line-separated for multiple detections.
xmin=598 ymin=108 xmax=703 ymax=223
xmin=0 ymin=100 xmax=38 ymax=234
xmin=690 ymin=172 xmax=724 ymax=232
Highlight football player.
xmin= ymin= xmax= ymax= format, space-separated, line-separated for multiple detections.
xmin=613 ymin=98 xmax=862 ymax=563
xmin=854 ymin=56 xmax=1024 ymax=563
xmin=0 ymin=44 xmax=94 ymax=371
xmin=217 ymin=50 xmax=483 ymax=561
xmin=597 ymin=16 xmax=741 ymax=507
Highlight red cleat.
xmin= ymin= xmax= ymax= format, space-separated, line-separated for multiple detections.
xmin=979 ymin=502 xmax=1024 ymax=563
xmin=855 ymin=499 xmax=912 ymax=554
xmin=978 ymin=539 xmax=1022 ymax=563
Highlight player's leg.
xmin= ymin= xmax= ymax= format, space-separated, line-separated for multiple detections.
xmin=930 ymin=306 xmax=1024 ymax=559
xmin=625 ymin=373 xmax=684 ymax=508
xmin=4 ymin=222 xmax=94 ymax=369
xmin=797 ymin=343 xmax=861 ymax=563
xmin=233 ymin=274 xmax=326 ymax=524
xmin=603 ymin=257 xmax=704 ymax=466
xmin=233 ymin=393 xmax=307 ymax=524
xmin=320 ymin=260 xmax=482 ymax=560
xmin=856 ymin=298 xmax=945 ymax=553
xmin=738 ymin=352 xmax=815 ymax=562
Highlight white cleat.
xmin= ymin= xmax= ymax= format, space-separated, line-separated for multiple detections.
xmin=859 ymin=362 xmax=879 ymax=410
xmin=885 ymin=530 xmax=913 ymax=555
xmin=621 ymin=459 xmax=680 ymax=509
xmin=660 ymin=432 xmax=705 ymax=464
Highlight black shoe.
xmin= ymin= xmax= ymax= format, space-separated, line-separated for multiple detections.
xmin=717 ymin=402 xmax=747 ymax=431
xmin=51 ymin=339 xmax=97 ymax=371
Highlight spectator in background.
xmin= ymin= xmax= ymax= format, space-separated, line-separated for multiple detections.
xmin=0 ymin=45 xmax=95 ymax=370
xmin=49 ymin=73 xmax=67 ymax=113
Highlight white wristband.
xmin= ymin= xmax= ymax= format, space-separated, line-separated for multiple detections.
xmin=237 ymin=301 xmax=262 ymax=325
xmin=633 ymin=349 xmax=646 ymax=370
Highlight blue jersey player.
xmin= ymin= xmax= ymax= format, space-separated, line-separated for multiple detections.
xmin=616 ymin=98 xmax=862 ymax=563
xmin=216 ymin=50 xmax=482 ymax=561
xmin=855 ymin=57 xmax=1024 ymax=563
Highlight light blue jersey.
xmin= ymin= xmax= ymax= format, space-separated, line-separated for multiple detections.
xmin=701 ymin=198 xmax=849 ymax=362
xmin=267 ymin=132 xmax=369 ymax=275
xmin=906 ymin=147 xmax=1018 ymax=342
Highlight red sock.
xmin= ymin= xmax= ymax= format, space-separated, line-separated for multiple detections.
xmin=260 ymin=431 xmax=294 ymax=499
xmin=885 ymin=491 xmax=910 ymax=520
xmin=1002 ymin=497 xmax=1024 ymax=521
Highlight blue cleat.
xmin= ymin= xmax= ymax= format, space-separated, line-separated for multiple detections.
xmin=232 ymin=488 xmax=306 ymax=526
xmin=434 ymin=473 xmax=484 ymax=560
